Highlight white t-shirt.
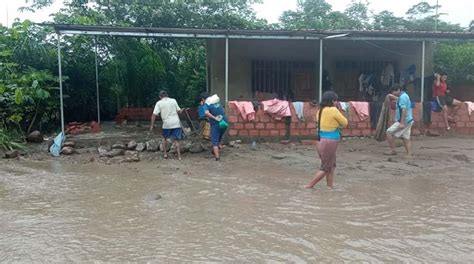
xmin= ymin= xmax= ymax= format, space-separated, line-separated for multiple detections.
xmin=153 ymin=97 xmax=181 ymax=129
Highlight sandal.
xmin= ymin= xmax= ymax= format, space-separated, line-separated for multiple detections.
xmin=383 ymin=151 xmax=397 ymax=156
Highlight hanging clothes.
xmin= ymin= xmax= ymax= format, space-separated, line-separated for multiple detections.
xmin=375 ymin=96 xmax=391 ymax=142
xmin=292 ymin=102 xmax=305 ymax=120
xmin=229 ymin=101 xmax=256 ymax=121
xmin=465 ymin=101 xmax=474 ymax=116
xmin=381 ymin=63 xmax=395 ymax=87
xmin=261 ymin=98 xmax=292 ymax=120
xmin=350 ymin=101 xmax=370 ymax=121
xmin=369 ymin=102 xmax=384 ymax=129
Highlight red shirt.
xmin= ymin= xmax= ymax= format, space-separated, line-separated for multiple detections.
xmin=433 ymin=81 xmax=447 ymax=97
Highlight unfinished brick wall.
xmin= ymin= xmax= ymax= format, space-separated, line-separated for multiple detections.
xmin=429 ymin=103 xmax=474 ymax=134
xmin=115 ymin=108 xmax=198 ymax=124
xmin=116 ymin=108 xmax=154 ymax=124
xmin=227 ymin=102 xmax=474 ymax=139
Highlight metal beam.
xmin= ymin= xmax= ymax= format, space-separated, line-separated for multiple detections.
xmin=94 ymin=37 xmax=101 ymax=124
xmin=57 ymin=30 xmax=322 ymax=40
xmin=319 ymin=39 xmax=323 ymax=102
xmin=225 ymin=37 xmax=229 ymax=103
xmin=55 ymin=30 xmax=474 ymax=42
xmin=57 ymin=34 xmax=65 ymax=136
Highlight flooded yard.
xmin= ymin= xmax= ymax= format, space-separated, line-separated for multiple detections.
xmin=1 ymin=136 xmax=474 ymax=262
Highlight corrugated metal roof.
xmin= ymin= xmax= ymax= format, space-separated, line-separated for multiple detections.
xmin=50 ymin=24 xmax=474 ymax=41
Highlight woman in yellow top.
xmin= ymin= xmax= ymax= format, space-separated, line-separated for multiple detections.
xmin=305 ymin=91 xmax=348 ymax=189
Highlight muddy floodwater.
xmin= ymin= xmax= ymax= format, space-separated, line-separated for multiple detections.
xmin=1 ymin=137 xmax=474 ymax=262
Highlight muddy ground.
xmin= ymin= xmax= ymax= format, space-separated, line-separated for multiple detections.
xmin=3 ymin=133 xmax=473 ymax=184
xmin=2 ymin=132 xmax=473 ymax=262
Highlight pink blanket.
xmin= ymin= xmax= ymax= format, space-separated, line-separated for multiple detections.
xmin=261 ymin=99 xmax=292 ymax=120
xmin=350 ymin=101 xmax=370 ymax=121
xmin=465 ymin=101 xmax=474 ymax=116
xmin=229 ymin=101 xmax=256 ymax=121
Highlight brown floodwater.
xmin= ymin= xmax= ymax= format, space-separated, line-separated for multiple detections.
xmin=1 ymin=146 xmax=474 ymax=262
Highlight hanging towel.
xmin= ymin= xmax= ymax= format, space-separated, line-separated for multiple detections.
xmin=49 ymin=132 xmax=65 ymax=157
xmin=229 ymin=101 xmax=256 ymax=121
xmin=369 ymin=102 xmax=383 ymax=129
xmin=375 ymin=95 xmax=391 ymax=142
xmin=292 ymin=102 xmax=305 ymax=120
xmin=350 ymin=101 xmax=370 ymax=121
xmin=261 ymin=98 xmax=292 ymax=120
xmin=465 ymin=101 xmax=474 ymax=116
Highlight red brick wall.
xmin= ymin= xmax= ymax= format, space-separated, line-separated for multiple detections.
xmin=227 ymin=102 xmax=474 ymax=139
xmin=115 ymin=107 xmax=198 ymax=123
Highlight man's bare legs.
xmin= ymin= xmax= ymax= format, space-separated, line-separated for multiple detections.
xmin=175 ymin=141 xmax=181 ymax=160
xmin=402 ymin=138 xmax=412 ymax=158
xmin=162 ymin=138 xmax=168 ymax=158
xmin=442 ymin=105 xmax=451 ymax=130
xmin=385 ymin=132 xmax=396 ymax=154
xmin=449 ymin=99 xmax=463 ymax=121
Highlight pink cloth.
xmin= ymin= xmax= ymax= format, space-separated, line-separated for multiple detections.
xmin=465 ymin=101 xmax=474 ymax=116
xmin=350 ymin=101 xmax=370 ymax=121
xmin=229 ymin=101 xmax=256 ymax=121
xmin=261 ymin=99 xmax=292 ymax=120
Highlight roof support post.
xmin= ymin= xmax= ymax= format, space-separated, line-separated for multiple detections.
xmin=225 ymin=36 xmax=229 ymax=104
xmin=57 ymin=33 xmax=65 ymax=136
xmin=94 ymin=36 xmax=101 ymax=124
xmin=421 ymin=40 xmax=426 ymax=103
xmin=319 ymin=39 xmax=323 ymax=102
xmin=420 ymin=40 xmax=426 ymax=128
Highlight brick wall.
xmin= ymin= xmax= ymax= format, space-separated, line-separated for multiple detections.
xmin=227 ymin=101 xmax=474 ymax=139
xmin=115 ymin=108 xmax=198 ymax=124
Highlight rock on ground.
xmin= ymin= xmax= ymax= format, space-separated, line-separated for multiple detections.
xmin=136 ymin=143 xmax=146 ymax=152
xmin=4 ymin=150 xmax=20 ymax=159
xmin=98 ymin=146 xmax=110 ymax=157
xmin=105 ymin=148 xmax=125 ymax=157
xmin=26 ymin=131 xmax=43 ymax=143
xmin=146 ymin=140 xmax=159 ymax=152
xmin=126 ymin=140 xmax=138 ymax=150
xmin=63 ymin=141 xmax=76 ymax=148
xmin=112 ymin=142 xmax=126 ymax=150
xmin=62 ymin=146 xmax=75 ymax=155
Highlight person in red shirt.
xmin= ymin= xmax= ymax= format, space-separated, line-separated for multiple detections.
xmin=433 ymin=72 xmax=462 ymax=130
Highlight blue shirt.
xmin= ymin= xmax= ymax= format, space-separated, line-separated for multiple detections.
xmin=203 ymin=102 xmax=226 ymax=125
xmin=198 ymin=105 xmax=206 ymax=119
xmin=396 ymin=92 xmax=413 ymax=124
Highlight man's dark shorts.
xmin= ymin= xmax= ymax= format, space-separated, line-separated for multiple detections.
xmin=162 ymin=128 xmax=183 ymax=140
xmin=435 ymin=96 xmax=454 ymax=107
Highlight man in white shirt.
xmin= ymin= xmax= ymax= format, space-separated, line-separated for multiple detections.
xmin=150 ymin=91 xmax=184 ymax=160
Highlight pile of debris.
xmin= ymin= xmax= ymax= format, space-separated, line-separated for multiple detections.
xmin=96 ymin=139 xmax=209 ymax=162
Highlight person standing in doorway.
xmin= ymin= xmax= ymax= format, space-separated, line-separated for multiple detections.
xmin=305 ymin=91 xmax=348 ymax=190
xmin=201 ymin=92 xmax=227 ymax=161
xmin=150 ymin=90 xmax=184 ymax=160
xmin=433 ymin=72 xmax=463 ymax=130
xmin=384 ymin=84 xmax=414 ymax=158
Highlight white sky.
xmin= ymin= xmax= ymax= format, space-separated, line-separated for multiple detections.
xmin=1 ymin=0 xmax=472 ymax=28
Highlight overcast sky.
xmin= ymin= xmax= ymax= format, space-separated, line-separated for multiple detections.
xmin=1 ymin=0 xmax=472 ymax=28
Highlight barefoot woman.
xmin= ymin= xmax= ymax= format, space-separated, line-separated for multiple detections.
xmin=305 ymin=91 xmax=348 ymax=189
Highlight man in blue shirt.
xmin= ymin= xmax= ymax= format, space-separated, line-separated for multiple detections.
xmin=385 ymin=84 xmax=414 ymax=157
